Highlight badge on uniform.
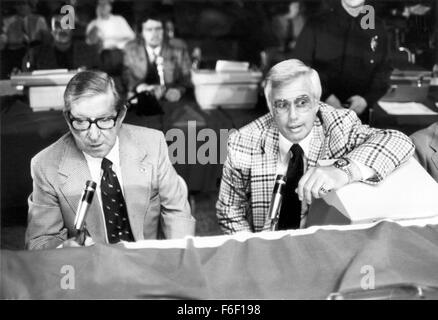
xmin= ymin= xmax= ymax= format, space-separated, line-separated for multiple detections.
xmin=370 ymin=35 xmax=379 ymax=52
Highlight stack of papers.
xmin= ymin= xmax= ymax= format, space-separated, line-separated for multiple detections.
xmin=378 ymin=101 xmax=438 ymax=115
xmin=215 ymin=60 xmax=249 ymax=72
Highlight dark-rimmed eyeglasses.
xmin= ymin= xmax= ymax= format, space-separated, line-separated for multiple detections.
xmin=273 ymin=95 xmax=315 ymax=114
xmin=66 ymin=111 xmax=120 ymax=131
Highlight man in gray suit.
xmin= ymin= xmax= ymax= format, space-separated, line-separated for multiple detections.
xmin=25 ymin=70 xmax=195 ymax=250
xmin=410 ymin=122 xmax=438 ymax=183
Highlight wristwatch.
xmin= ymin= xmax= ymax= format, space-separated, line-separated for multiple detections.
xmin=333 ymin=158 xmax=353 ymax=183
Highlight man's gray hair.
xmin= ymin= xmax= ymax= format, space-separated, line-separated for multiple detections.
xmin=63 ymin=70 xmax=121 ymax=112
xmin=264 ymin=59 xmax=322 ymax=109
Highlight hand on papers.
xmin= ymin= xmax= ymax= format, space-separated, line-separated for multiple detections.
xmin=297 ymin=165 xmax=349 ymax=205
xmin=136 ymin=83 xmax=165 ymax=100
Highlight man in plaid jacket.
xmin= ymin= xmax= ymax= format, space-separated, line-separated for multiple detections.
xmin=216 ymin=59 xmax=414 ymax=234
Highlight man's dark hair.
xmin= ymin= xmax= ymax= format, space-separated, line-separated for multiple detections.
xmin=139 ymin=11 xmax=164 ymax=27
xmin=63 ymin=70 xmax=121 ymax=112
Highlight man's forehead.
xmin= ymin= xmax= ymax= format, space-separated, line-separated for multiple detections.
xmin=143 ymin=20 xmax=163 ymax=28
xmin=271 ymin=78 xmax=313 ymax=98
xmin=70 ymin=92 xmax=115 ymax=115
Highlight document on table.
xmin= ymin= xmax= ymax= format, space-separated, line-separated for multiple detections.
xmin=378 ymin=101 xmax=438 ymax=115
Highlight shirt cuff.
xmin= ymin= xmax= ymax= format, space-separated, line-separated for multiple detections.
xmin=350 ymin=159 xmax=376 ymax=181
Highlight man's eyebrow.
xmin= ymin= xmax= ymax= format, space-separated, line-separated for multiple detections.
xmin=70 ymin=113 xmax=115 ymax=119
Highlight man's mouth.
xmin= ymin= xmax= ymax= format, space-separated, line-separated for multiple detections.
xmin=288 ymin=124 xmax=303 ymax=132
xmin=90 ymin=143 xmax=103 ymax=149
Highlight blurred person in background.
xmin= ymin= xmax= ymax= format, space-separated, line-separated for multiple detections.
xmin=85 ymin=0 xmax=135 ymax=51
xmin=0 ymin=0 xmax=50 ymax=77
xmin=263 ymin=1 xmax=307 ymax=70
xmin=410 ymin=122 xmax=438 ymax=183
xmin=86 ymin=0 xmax=135 ymax=94
xmin=26 ymin=13 xmax=100 ymax=70
xmin=293 ymin=0 xmax=392 ymax=123
xmin=123 ymin=13 xmax=191 ymax=103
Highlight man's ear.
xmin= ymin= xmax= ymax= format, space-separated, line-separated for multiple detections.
xmin=264 ymin=88 xmax=273 ymax=114
xmin=118 ymin=105 xmax=128 ymax=124
xmin=63 ymin=111 xmax=74 ymax=131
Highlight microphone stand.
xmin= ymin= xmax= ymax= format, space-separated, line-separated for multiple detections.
xmin=269 ymin=175 xmax=287 ymax=231
xmin=73 ymin=180 xmax=97 ymax=245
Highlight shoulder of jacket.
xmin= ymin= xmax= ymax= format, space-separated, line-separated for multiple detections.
xmin=122 ymin=124 xmax=163 ymax=140
xmin=32 ymin=132 xmax=72 ymax=168
xmin=410 ymin=122 xmax=437 ymax=143
xmin=228 ymin=113 xmax=273 ymax=147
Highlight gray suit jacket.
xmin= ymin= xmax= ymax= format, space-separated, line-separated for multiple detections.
xmin=122 ymin=39 xmax=192 ymax=94
xmin=26 ymin=124 xmax=195 ymax=250
xmin=410 ymin=122 xmax=438 ymax=183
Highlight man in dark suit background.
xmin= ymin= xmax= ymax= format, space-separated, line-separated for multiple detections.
xmin=410 ymin=122 xmax=438 ymax=183
xmin=122 ymin=13 xmax=192 ymax=103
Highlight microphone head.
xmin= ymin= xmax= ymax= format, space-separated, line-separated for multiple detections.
xmin=156 ymin=56 xmax=163 ymax=66
xmin=86 ymin=180 xmax=97 ymax=190
xmin=275 ymin=174 xmax=286 ymax=184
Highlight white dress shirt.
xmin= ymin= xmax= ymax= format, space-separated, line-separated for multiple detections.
xmin=277 ymin=130 xmax=312 ymax=176
xmin=146 ymin=45 xmax=162 ymax=63
xmin=276 ymin=129 xmax=375 ymax=228
xmin=86 ymin=14 xmax=135 ymax=49
xmin=276 ymin=130 xmax=375 ymax=179
xmin=82 ymin=137 xmax=125 ymax=213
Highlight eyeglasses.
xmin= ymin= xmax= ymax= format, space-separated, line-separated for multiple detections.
xmin=143 ymin=26 xmax=163 ymax=32
xmin=273 ymin=95 xmax=315 ymax=114
xmin=66 ymin=111 xmax=120 ymax=131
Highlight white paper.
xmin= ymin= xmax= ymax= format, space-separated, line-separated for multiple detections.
xmin=32 ymin=69 xmax=69 ymax=75
xmin=215 ymin=60 xmax=249 ymax=72
xmin=378 ymin=101 xmax=438 ymax=115
xmin=323 ymin=157 xmax=438 ymax=223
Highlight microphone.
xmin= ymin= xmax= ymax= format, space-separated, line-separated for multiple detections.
xmin=156 ymin=56 xmax=166 ymax=87
xmin=73 ymin=180 xmax=97 ymax=236
xmin=269 ymin=174 xmax=287 ymax=231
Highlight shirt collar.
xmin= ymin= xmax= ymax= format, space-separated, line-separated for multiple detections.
xmin=278 ymin=128 xmax=312 ymax=159
xmin=82 ymin=137 xmax=120 ymax=167
xmin=146 ymin=45 xmax=161 ymax=59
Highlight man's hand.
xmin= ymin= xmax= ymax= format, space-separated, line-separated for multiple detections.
xmin=297 ymin=165 xmax=349 ymax=205
xmin=325 ymin=94 xmax=343 ymax=109
xmin=136 ymin=84 xmax=165 ymax=100
xmin=347 ymin=95 xmax=367 ymax=115
xmin=164 ymin=88 xmax=182 ymax=102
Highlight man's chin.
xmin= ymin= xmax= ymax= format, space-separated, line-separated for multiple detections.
xmin=84 ymin=148 xmax=108 ymax=159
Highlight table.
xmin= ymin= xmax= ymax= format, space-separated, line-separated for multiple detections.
xmin=2 ymin=219 xmax=438 ymax=299
xmin=371 ymin=84 xmax=438 ymax=135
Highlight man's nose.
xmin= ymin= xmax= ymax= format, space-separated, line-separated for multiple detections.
xmin=88 ymin=123 xmax=101 ymax=141
xmin=288 ymin=105 xmax=299 ymax=121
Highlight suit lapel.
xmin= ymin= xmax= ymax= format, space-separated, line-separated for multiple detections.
xmin=308 ymin=116 xmax=327 ymax=167
xmin=118 ymin=126 xmax=151 ymax=241
xmin=430 ymin=124 xmax=438 ymax=171
xmin=58 ymin=136 xmax=107 ymax=243
xmin=254 ymin=121 xmax=279 ymax=231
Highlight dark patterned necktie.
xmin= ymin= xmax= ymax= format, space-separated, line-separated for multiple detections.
xmin=145 ymin=50 xmax=160 ymax=84
xmin=278 ymin=144 xmax=304 ymax=230
xmin=101 ymin=158 xmax=134 ymax=243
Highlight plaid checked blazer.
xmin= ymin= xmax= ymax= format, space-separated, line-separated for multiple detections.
xmin=216 ymin=103 xmax=415 ymax=234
